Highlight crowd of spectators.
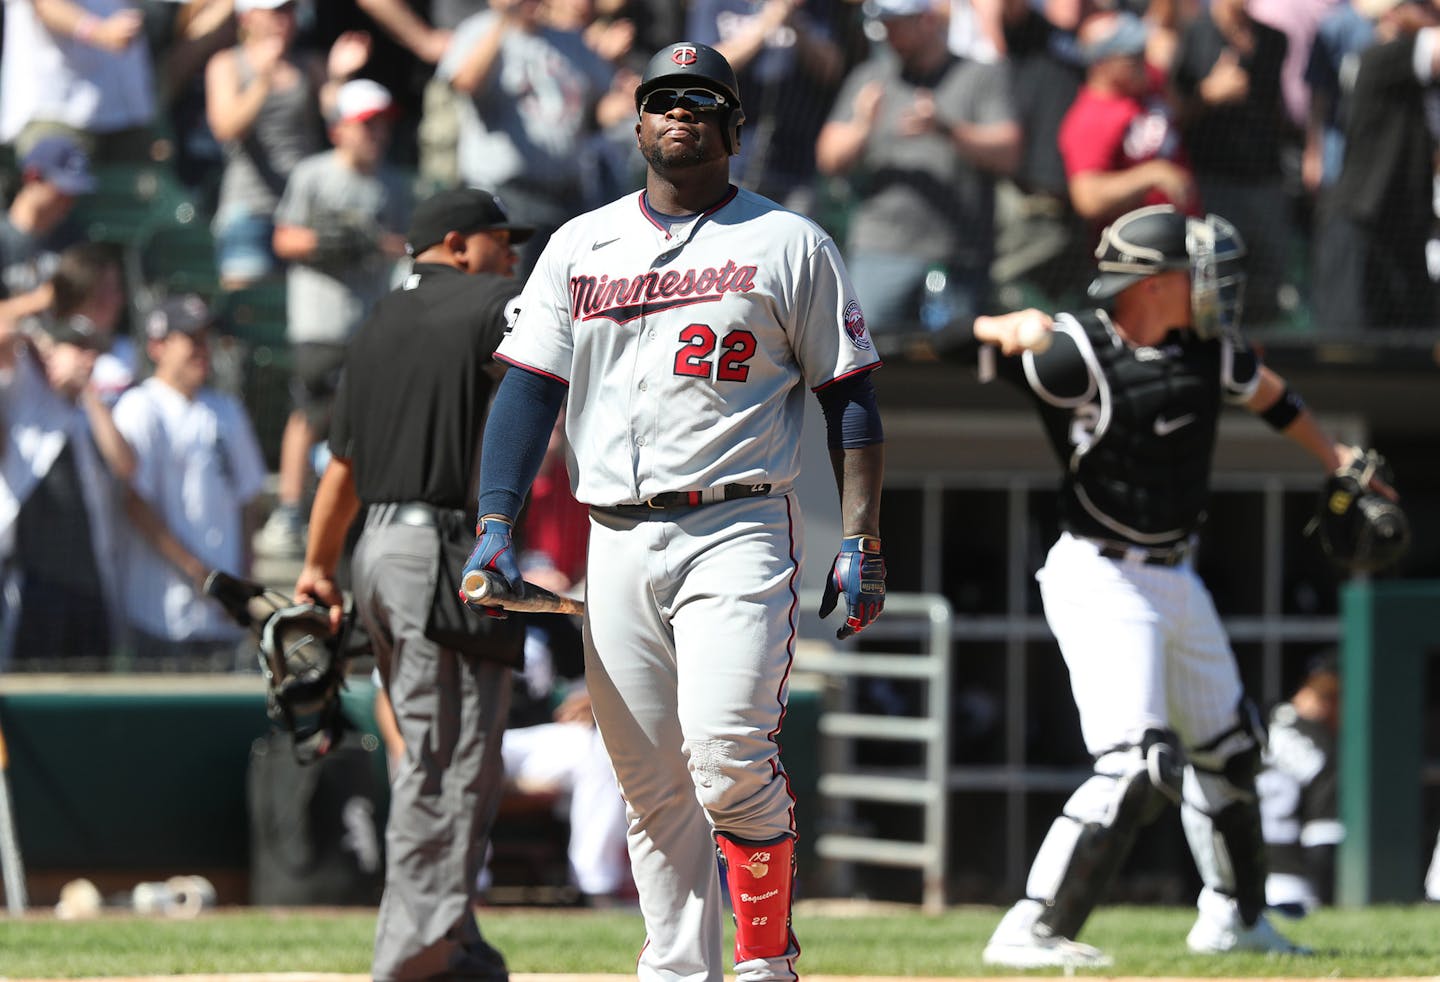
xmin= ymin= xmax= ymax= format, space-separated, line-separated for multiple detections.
xmin=2 ymin=0 xmax=1439 ymax=670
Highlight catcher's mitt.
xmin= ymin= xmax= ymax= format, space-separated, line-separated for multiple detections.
xmin=1306 ymin=449 xmax=1411 ymax=574
xmin=204 ymin=571 xmax=349 ymax=763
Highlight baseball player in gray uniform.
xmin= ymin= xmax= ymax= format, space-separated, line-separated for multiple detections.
xmin=463 ymin=41 xmax=887 ymax=982
xmin=972 ymin=205 xmax=1396 ymax=968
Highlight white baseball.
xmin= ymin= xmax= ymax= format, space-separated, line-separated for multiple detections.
xmin=1016 ymin=317 xmax=1053 ymax=353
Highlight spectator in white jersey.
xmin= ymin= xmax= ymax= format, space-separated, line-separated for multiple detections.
xmin=111 ymin=294 xmax=269 ymax=669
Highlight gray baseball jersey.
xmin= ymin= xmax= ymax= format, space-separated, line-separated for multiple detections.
xmin=497 ymin=184 xmax=877 ymax=982
xmin=495 ymin=185 xmax=880 ymax=505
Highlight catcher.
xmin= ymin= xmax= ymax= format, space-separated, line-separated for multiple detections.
xmin=973 ymin=204 xmax=1403 ymax=968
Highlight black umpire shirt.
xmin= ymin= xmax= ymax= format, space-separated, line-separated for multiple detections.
xmin=328 ymin=262 xmax=519 ymax=508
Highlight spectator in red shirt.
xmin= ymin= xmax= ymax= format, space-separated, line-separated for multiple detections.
xmin=1058 ymin=10 xmax=1197 ymax=234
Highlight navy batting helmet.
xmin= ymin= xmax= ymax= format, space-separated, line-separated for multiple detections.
xmin=635 ymin=42 xmax=746 ymax=155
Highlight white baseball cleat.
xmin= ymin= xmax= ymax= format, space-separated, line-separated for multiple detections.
xmin=1186 ymin=889 xmax=1313 ymax=955
xmin=982 ymin=899 xmax=1114 ymax=969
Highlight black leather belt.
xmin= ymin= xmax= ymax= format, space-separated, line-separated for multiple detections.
xmin=376 ymin=502 xmax=468 ymax=529
xmin=604 ymin=483 xmax=773 ymax=517
xmin=1097 ymin=542 xmax=1189 ymax=567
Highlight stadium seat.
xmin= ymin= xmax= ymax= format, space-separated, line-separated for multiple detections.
xmin=218 ymin=280 xmax=288 ymax=352
xmin=138 ymin=220 xmax=221 ymax=298
xmin=70 ymin=162 xmax=200 ymax=246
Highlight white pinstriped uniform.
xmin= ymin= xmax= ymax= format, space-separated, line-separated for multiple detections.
xmin=1001 ymin=309 xmax=1261 ymax=756
xmin=1038 ymin=532 xmax=1242 ymax=756
xmin=496 ymin=185 xmax=879 ymax=982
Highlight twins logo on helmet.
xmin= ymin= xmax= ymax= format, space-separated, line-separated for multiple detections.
xmin=672 ymin=45 xmax=697 ymax=66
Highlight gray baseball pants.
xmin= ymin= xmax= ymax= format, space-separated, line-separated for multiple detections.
xmin=353 ymin=514 xmax=512 ymax=982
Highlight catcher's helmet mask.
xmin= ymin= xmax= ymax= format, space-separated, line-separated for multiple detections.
xmin=635 ymin=41 xmax=746 ymax=155
xmin=1088 ymin=204 xmax=1248 ymax=339
xmin=203 ymin=571 xmax=350 ymax=764
xmin=1088 ymin=205 xmax=1191 ymax=300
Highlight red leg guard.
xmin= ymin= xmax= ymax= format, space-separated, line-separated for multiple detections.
xmin=716 ymin=832 xmax=796 ymax=962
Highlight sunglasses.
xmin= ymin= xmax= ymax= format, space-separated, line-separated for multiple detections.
xmin=640 ymin=87 xmax=729 ymax=116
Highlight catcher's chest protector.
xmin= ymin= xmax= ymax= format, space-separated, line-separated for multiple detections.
xmin=1038 ymin=312 xmax=1226 ymax=539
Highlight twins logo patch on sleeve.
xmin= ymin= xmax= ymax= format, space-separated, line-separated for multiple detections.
xmin=843 ymin=300 xmax=870 ymax=351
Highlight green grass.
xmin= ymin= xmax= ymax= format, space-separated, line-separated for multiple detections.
xmin=1 ymin=904 xmax=1437 ymax=977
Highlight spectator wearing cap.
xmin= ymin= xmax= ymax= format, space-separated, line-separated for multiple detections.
xmin=0 ymin=0 xmax=157 ymax=163
xmin=291 ymin=186 xmax=533 ymax=981
xmin=1058 ymin=10 xmax=1196 ymax=237
xmin=437 ymin=0 xmax=634 ymax=274
xmin=257 ymin=78 xmax=413 ymax=560
xmin=816 ymin=0 xmax=1020 ymax=349
xmin=110 ymin=294 xmax=268 ymax=668
xmin=1170 ymin=0 xmax=1292 ymax=327
xmin=0 ymin=136 xmax=95 ymax=317
xmin=205 ymin=0 xmax=374 ymax=290
xmin=0 ymin=244 xmax=138 ymax=670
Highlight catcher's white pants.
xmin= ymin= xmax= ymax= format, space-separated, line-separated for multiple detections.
xmin=583 ymin=495 xmax=803 ymax=982
xmin=1038 ymin=533 xmax=1245 ymax=755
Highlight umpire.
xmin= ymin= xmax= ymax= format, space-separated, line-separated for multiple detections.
xmin=294 ymin=188 xmax=532 ymax=982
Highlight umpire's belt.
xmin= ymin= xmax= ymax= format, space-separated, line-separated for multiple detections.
xmin=1089 ymin=536 xmax=1191 ymax=567
xmin=603 ymin=483 xmax=773 ymax=517
xmin=369 ymin=502 xmax=468 ymax=529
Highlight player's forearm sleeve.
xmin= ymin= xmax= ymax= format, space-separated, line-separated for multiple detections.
xmin=817 ymin=370 xmax=884 ymax=450
xmin=477 ymin=366 xmax=567 ymax=522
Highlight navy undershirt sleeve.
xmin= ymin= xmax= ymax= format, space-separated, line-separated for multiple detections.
xmin=816 ymin=370 xmax=884 ymax=450
xmin=476 ymin=366 xmax=568 ymax=522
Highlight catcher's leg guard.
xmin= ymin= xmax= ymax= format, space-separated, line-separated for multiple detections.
xmin=1182 ymin=699 xmax=1267 ymax=926
xmin=716 ymin=832 xmax=796 ymax=963
xmin=1030 ymin=731 xmax=1180 ymax=941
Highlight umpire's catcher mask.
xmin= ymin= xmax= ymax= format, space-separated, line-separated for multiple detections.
xmin=204 ymin=571 xmax=348 ymax=764
xmin=1187 ymin=213 xmax=1246 ymax=339
xmin=635 ymin=42 xmax=746 ymax=155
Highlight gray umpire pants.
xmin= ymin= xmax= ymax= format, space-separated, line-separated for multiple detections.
xmin=353 ymin=510 xmax=512 ymax=982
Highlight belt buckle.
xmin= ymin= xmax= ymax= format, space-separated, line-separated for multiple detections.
xmin=645 ymin=497 xmax=666 ymax=510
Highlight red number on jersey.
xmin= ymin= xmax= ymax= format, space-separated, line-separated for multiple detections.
xmin=672 ymin=324 xmax=756 ymax=382
xmin=717 ymin=330 xmax=756 ymax=382
xmin=674 ymin=324 xmax=715 ymax=377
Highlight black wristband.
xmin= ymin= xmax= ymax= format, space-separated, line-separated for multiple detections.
xmin=1260 ymin=385 xmax=1304 ymax=431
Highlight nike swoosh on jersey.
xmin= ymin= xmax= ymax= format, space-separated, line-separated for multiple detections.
xmin=591 ymin=237 xmax=621 ymax=251
xmin=1153 ymin=413 xmax=1196 ymax=436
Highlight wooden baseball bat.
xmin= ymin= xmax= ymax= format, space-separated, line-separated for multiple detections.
xmin=461 ymin=569 xmax=585 ymax=616
xmin=0 ymin=717 xmax=28 ymax=916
